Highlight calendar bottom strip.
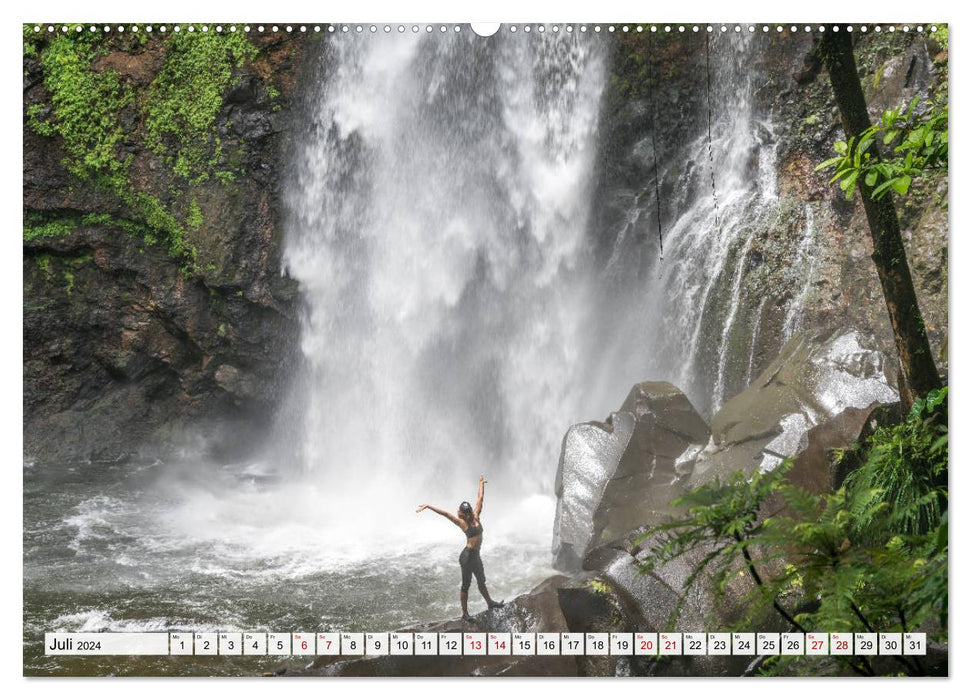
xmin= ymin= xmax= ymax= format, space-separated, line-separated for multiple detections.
xmin=45 ymin=631 xmax=927 ymax=657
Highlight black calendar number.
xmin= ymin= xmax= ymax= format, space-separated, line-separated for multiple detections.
xmin=714 ymin=640 xmax=727 ymax=651
xmin=688 ymin=640 xmax=702 ymax=651
xmin=786 ymin=640 xmax=799 ymax=650
xmin=445 ymin=640 xmax=457 ymax=650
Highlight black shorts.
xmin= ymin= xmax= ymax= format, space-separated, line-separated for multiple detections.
xmin=459 ymin=547 xmax=486 ymax=592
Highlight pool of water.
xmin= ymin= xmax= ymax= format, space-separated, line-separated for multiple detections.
xmin=23 ymin=460 xmax=556 ymax=676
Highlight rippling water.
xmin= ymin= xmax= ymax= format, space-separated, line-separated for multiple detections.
xmin=23 ymin=460 xmax=556 ymax=675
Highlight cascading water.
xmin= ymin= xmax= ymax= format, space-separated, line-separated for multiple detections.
xmin=282 ymin=30 xmax=607 ymax=503
xmin=590 ymin=32 xmax=820 ymax=417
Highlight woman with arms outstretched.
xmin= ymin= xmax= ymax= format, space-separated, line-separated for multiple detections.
xmin=417 ymin=475 xmax=504 ymax=623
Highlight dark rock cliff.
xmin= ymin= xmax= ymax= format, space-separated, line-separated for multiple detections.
xmin=23 ymin=28 xmax=313 ymax=463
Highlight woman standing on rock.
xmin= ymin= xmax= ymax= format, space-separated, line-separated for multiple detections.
xmin=417 ymin=476 xmax=504 ymax=623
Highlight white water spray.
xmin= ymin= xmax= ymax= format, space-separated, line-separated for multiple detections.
xmin=282 ymin=32 xmax=607 ymax=512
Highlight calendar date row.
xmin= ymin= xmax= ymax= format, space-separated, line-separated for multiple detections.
xmin=46 ymin=631 xmax=927 ymax=657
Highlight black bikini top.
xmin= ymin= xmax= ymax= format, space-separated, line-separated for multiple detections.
xmin=465 ymin=521 xmax=483 ymax=539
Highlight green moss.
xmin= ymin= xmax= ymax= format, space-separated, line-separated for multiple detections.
xmin=187 ymin=198 xmax=204 ymax=230
xmin=80 ymin=212 xmax=113 ymax=227
xmin=930 ymin=25 xmax=948 ymax=52
xmin=872 ymin=62 xmax=885 ymax=89
xmin=25 ymin=26 xmax=257 ymax=271
xmin=26 ymin=103 xmax=55 ymax=137
xmin=35 ymin=253 xmax=53 ymax=277
xmin=23 ymin=24 xmax=41 ymax=58
xmin=24 ymin=218 xmax=75 ymax=242
xmin=590 ymin=579 xmax=611 ymax=596
xmin=63 ymin=270 xmax=75 ymax=294
xmin=37 ymin=34 xmax=132 ymax=180
xmin=145 ymin=28 xmax=257 ymax=183
xmin=23 ymin=210 xmax=194 ymax=267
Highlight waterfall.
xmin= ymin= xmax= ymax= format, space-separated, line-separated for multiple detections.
xmin=593 ymin=32 xmax=785 ymax=416
xmin=282 ymin=30 xmax=607 ymax=501
xmin=782 ymin=204 xmax=819 ymax=341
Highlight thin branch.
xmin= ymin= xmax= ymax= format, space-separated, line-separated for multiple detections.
xmin=736 ymin=536 xmax=806 ymax=634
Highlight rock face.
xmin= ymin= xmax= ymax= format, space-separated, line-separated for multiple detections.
xmin=554 ymin=331 xmax=898 ymax=576
xmin=593 ymin=30 xmax=948 ymax=415
xmin=552 ymin=381 xmax=709 ymax=571
xmin=547 ymin=330 xmax=899 ymax=672
xmin=23 ymin=33 xmax=309 ymax=463
xmin=688 ymin=329 xmax=898 ymax=489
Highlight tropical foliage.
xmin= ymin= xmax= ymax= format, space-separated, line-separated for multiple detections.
xmin=637 ymin=387 xmax=948 ymax=676
xmin=815 ymin=98 xmax=948 ymax=202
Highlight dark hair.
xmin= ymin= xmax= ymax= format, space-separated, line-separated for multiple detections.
xmin=458 ymin=501 xmax=473 ymax=520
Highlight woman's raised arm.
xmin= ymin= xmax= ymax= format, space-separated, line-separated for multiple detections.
xmin=416 ymin=504 xmax=463 ymax=527
xmin=474 ymin=476 xmax=486 ymax=517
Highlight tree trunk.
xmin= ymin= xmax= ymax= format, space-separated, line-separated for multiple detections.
xmin=818 ymin=31 xmax=942 ymax=407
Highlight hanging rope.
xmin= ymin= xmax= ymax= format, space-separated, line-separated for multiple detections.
xmin=648 ymin=30 xmax=664 ymax=261
xmin=704 ymin=30 xmax=721 ymax=231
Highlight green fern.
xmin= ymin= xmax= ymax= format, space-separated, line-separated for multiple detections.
xmin=636 ymin=387 xmax=948 ymax=676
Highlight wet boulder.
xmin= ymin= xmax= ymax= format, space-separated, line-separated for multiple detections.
xmin=689 ymin=329 xmax=898 ymax=490
xmin=552 ymin=413 xmax=635 ymax=571
xmin=552 ymin=382 xmax=709 ymax=571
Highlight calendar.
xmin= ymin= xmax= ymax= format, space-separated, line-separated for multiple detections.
xmin=45 ymin=631 xmax=928 ymax=657
xmin=21 ymin=4 xmax=950 ymax=682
